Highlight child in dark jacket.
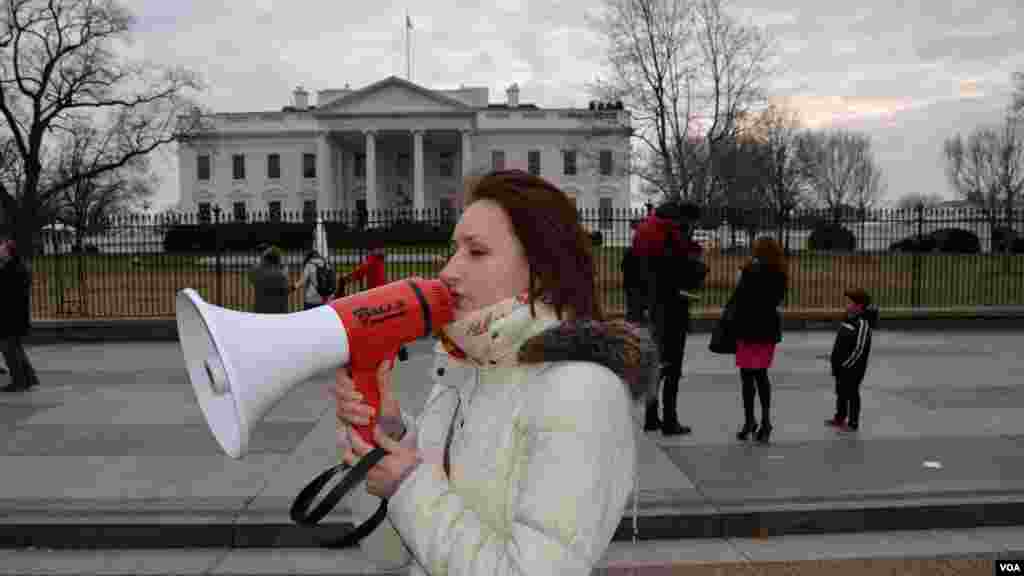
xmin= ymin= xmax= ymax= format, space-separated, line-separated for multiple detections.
xmin=826 ymin=288 xmax=879 ymax=431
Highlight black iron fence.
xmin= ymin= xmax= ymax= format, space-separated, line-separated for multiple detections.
xmin=28 ymin=206 xmax=1024 ymax=320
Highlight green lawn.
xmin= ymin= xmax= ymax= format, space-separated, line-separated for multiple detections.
xmin=27 ymin=248 xmax=1024 ymax=320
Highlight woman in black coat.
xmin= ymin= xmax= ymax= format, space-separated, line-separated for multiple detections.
xmin=728 ymin=237 xmax=787 ymax=443
xmin=0 ymin=234 xmax=40 ymax=392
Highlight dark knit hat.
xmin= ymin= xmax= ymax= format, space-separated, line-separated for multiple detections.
xmin=654 ymin=199 xmax=701 ymax=222
xmin=844 ymin=288 xmax=871 ymax=306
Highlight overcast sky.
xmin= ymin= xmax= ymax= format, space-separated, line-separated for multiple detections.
xmin=119 ymin=0 xmax=1023 ymax=211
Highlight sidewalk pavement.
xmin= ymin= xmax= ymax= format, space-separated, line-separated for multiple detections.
xmin=1 ymin=330 xmax=1023 ymax=557
xmin=24 ymin=305 xmax=1024 ymax=345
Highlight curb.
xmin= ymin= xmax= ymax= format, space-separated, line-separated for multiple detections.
xmin=3 ymin=499 xmax=1023 ymax=550
xmin=25 ymin=306 xmax=1024 ymax=344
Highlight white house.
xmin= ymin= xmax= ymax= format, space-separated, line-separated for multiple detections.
xmin=176 ymin=76 xmax=632 ymax=232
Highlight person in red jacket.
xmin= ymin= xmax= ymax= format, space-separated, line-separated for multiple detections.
xmin=339 ymin=239 xmax=387 ymax=293
xmin=335 ymin=239 xmax=408 ymax=360
xmin=632 ymin=200 xmax=706 ymax=436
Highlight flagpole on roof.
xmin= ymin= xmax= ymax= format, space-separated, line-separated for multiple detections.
xmin=405 ymin=11 xmax=411 ymax=81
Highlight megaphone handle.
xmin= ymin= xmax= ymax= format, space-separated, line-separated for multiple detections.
xmin=350 ymin=368 xmax=382 ymax=445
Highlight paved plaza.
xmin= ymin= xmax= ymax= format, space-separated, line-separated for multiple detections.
xmin=1 ymin=330 xmax=1022 ymax=573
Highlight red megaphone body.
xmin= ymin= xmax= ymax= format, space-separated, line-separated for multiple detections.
xmin=327 ymin=278 xmax=455 ymax=445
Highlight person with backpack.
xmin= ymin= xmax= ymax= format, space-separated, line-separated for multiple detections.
xmin=826 ymin=288 xmax=879 ymax=432
xmin=293 ymin=249 xmax=333 ymax=310
xmin=632 ymin=200 xmax=706 ymax=436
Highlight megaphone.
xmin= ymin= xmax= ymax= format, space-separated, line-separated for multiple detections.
xmin=175 ymin=277 xmax=455 ymax=459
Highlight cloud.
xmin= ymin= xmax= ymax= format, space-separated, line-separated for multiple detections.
xmin=959 ymin=79 xmax=982 ymax=100
xmin=916 ymin=30 xmax=1022 ymax=65
xmin=117 ymin=0 xmax=1024 ymax=211
xmin=813 ymin=90 xmax=1013 ymax=201
xmin=774 ymin=95 xmax=920 ymax=128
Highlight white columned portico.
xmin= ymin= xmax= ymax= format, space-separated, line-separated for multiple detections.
xmin=413 ymin=129 xmax=425 ymax=215
xmin=364 ymin=129 xmax=378 ymax=214
xmin=460 ymin=129 xmax=473 ymax=210
xmin=335 ymin=146 xmax=344 ymax=212
xmin=317 ymin=133 xmax=331 ymax=213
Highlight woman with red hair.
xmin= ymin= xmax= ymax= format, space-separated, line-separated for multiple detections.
xmin=331 ymin=170 xmax=658 ymax=574
xmin=729 ymin=237 xmax=787 ymax=443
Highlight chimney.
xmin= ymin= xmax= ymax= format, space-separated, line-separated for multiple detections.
xmin=506 ymin=83 xmax=519 ymax=107
xmin=293 ymin=86 xmax=309 ymax=110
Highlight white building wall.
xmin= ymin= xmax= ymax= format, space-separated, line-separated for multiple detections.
xmin=468 ymin=131 xmax=630 ymax=212
xmin=180 ymin=137 xmax=325 ymax=216
xmin=179 ymin=130 xmax=628 ymax=221
xmin=174 ymin=80 xmax=631 ymax=226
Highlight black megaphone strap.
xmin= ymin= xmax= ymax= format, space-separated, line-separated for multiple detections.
xmin=290 ymin=446 xmax=389 ymax=548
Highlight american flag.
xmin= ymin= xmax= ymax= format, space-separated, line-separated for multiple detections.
xmin=406 ymin=15 xmax=413 ymax=30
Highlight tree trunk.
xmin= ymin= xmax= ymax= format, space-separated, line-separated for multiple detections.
xmin=1002 ymin=198 xmax=1015 ymax=275
xmin=16 ymin=175 xmax=40 ymax=299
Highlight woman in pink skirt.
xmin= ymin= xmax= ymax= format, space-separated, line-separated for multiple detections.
xmin=728 ymin=238 xmax=787 ymax=443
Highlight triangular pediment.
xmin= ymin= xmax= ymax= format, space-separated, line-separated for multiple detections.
xmin=318 ymin=76 xmax=471 ymax=114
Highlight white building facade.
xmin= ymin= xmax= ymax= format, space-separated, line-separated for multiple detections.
xmin=176 ymin=76 xmax=631 ymax=231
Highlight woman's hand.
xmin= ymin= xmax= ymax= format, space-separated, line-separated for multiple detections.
xmin=332 ymin=359 xmax=402 ymax=436
xmin=343 ymin=424 xmax=422 ymax=499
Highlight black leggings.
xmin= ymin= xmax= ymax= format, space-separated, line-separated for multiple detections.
xmin=740 ymin=368 xmax=771 ymax=425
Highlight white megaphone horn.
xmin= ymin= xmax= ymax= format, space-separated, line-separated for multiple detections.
xmin=175 ymin=278 xmax=454 ymax=459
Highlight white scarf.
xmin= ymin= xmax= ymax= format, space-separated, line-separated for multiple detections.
xmin=438 ymin=292 xmax=561 ymax=367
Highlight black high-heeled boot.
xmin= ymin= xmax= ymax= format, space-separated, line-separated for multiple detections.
xmin=736 ymin=420 xmax=756 ymax=441
xmin=755 ymin=422 xmax=773 ymax=443
xmin=644 ymin=401 xmax=662 ymax=432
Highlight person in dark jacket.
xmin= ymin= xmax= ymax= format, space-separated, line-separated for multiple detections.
xmin=248 ymin=245 xmax=290 ymax=314
xmin=730 ymin=237 xmax=787 ymax=443
xmin=0 ymin=232 xmax=40 ymax=392
xmin=826 ymin=288 xmax=879 ymax=432
xmin=633 ymin=200 xmax=706 ymax=436
xmin=623 ymin=205 xmax=657 ymax=324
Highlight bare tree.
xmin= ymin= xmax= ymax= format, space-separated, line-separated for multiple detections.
xmin=0 ymin=134 xmax=22 ymax=220
xmin=849 ymin=145 xmax=885 ymax=215
xmin=711 ymin=133 xmax=772 ymax=246
xmin=588 ymin=0 xmax=697 ymax=202
xmin=742 ymin=104 xmax=808 ymax=249
xmin=588 ymin=0 xmax=773 ymax=204
xmin=1012 ymin=71 xmax=1023 ymax=120
xmin=796 ymin=129 xmax=880 ymax=223
xmin=690 ymin=0 xmax=773 ymax=205
xmin=0 ymin=0 xmax=202 ymax=259
xmin=49 ymin=121 xmax=156 ymax=251
xmin=944 ymin=116 xmax=1024 ymax=253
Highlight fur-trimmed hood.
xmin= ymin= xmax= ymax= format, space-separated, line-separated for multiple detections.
xmin=437 ymin=295 xmax=659 ymax=403
xmin=516 ymin=318 xmax=659 ymax=403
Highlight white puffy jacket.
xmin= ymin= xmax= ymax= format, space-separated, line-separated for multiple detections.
xmin=360 ymin=309 xmax=657 ymax=575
